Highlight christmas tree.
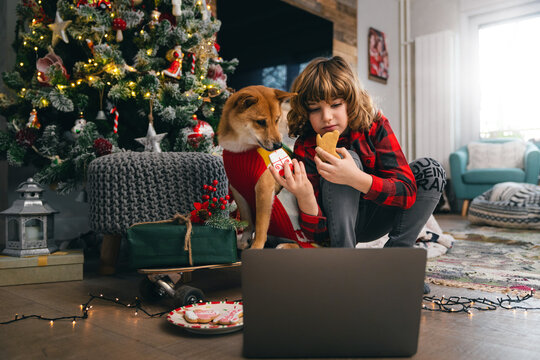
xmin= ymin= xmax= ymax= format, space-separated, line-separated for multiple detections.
xmin=0 ymin=0 xmax=238 ymax=194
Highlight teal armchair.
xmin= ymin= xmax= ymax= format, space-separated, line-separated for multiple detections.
xmin=449 ymin=139 xmax=540 ymax=215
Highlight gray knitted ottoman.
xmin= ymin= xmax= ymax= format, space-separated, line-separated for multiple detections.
xmin=87 ymin=151 xmax=228 ymax=274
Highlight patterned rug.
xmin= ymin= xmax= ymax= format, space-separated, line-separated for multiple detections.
xmin=426 ymin=224 xmax=540 ymax=297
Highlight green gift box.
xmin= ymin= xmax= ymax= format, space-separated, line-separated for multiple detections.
xmin=127 ymin=220 xmax=237 ymax=269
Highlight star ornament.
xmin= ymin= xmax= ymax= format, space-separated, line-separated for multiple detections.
xmin=135 ymin=122 xmax=167 ymax=153
xmin=48 ymin=11 xmax=72 ymax=47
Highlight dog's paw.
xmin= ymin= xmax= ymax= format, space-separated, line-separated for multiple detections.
xmin=237 ymin=231 xmax=252 ymax=250
xmin=276 ymin=243 xmax=301 ymax=249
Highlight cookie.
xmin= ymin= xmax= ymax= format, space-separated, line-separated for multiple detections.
xmin=211 ymin=309 xmax=243 ymax=325
xmin=316 ymin=130 xmax=340 ymax=161
xmin=184 ymin=309 xmax=220 ymax=324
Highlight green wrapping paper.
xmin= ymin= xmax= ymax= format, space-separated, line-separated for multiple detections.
xmin=127 ymin=221 xmax=237 ymax=269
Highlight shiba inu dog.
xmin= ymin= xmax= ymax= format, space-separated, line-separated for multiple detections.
xmin=219 ymin=86 xmax=315 ymax=250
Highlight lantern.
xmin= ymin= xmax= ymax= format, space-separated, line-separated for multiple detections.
xmin=1 ymin=178 xmax=58 ymax=257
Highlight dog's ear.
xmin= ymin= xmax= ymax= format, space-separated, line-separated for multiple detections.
xmin=235 ymin=93 xmax=258 ymax=110
xmin=274 ymin=89 xmax=297 ymax=103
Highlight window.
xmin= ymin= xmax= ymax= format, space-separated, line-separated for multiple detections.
xmin=478 ymin=15 xmax=540 ymax=140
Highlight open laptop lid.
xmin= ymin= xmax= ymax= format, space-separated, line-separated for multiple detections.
xmin=242 ymin=248 xmax=427 ymax=358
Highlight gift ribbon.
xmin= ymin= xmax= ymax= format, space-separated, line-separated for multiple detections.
xmin=130 ymin=213 xmax=194 ymax=266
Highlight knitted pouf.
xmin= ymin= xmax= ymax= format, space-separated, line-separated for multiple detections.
xmin=468 ymin=182 xmax=540 ymax=229
xmin=87 ymin=151 xmax=228 ymax=235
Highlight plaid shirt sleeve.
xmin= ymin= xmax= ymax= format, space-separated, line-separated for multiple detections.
xmin=361 ymin=116 xmax=417 ymax=209
xmin=294 ymin=137 xmax=328 ymax=242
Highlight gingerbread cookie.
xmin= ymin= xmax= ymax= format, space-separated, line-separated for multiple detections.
xmin=316 ymin=130 xmax=340 ymax=161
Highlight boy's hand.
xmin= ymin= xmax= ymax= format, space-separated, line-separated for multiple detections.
xmin=269 ymin=158 xmax=318 ymax=216
xmin=314 ymin=147 xmax=373 ymax=193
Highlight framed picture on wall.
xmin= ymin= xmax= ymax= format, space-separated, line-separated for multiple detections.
xmin=368 ymin=27 xmax=388 ymax=84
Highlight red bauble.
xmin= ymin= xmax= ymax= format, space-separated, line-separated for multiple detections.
xmin=93 ymin=138 xmax=112 ymax=157
xmin=159 ymin=12 xmax=177 ymax=26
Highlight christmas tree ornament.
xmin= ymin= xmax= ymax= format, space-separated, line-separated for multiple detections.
xmin=181 ymin=116 xmax=214 ymax=149
xmin=36 ymin=48 xmax=68 ymax=85
xmin=163 ymin=45 xmax=184 ymax=79
xmin=93 ymin=137 xmax=113 ymax=156
xmin=16 ymin=128 xmax=38 ymax=148
xmin=150 ymin=8 xmax=161 ymax=28
xmin=112 ymin=18 xmax=127 ymax=42
xmin=199 ymin=0 xmax=209 ymax=21
xmin=135 ymin=122 xmax=167 ymax=152
xmin=207 ymin=63 xmax=227 ymax=87
xmin=48 ymin=11 xmax=72 ymax=47
xmin=71 ymin=115 xmax=87 ymax=138
xmin=27 ymin=109 xmax=41 ymax=129
xmin=110 ymin=106 xmax=119 ymax=133
xmin=172 ymin=0 xmax=182 ymax=16
xmin=85 ymin=39 xmax=95 ymax=56
xmin=95 ymin=110 xmax=107 ymax=120
xmin=189 ymin=52 xmax=197 ymax=74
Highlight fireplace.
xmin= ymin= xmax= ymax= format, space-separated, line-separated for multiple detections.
xmin=216 ymin=0 xmax=333 ymax=91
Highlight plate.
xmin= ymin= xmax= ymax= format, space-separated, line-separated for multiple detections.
xmin=167 ymin=301 xmax=243 ymax=334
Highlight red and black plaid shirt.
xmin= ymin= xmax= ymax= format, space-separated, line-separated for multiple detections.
xmin=295 ymin=114 xmax=417 ymax=243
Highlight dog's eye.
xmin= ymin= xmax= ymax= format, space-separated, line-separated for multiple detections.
xmin=275 ymin=118 xmax=279 ymax=124
xmin=255 ymin=120 xmax=266 ymax=127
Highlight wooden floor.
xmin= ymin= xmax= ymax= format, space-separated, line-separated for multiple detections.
xmin=1 ymin=214 xmax=540 ymax=360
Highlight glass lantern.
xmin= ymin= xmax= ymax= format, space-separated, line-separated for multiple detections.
xmin=1 ymin=178 xmax=58 ymax=257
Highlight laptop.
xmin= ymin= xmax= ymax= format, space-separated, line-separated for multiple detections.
xmin=241 ymin=248 xmax=427 ymax=358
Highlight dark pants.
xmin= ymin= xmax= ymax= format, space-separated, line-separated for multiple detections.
xmin=320 ymin=152 xmax=446 ymax=248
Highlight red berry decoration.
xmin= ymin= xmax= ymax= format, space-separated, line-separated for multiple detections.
xmin=212 ymin=197 xmax=218 ymax=203
xmin=212 ymin=179 xmax=219 ymax=186
xmin=210 ymin=203 xmax=216 ymax=208
xmin=203 ymin=184 xmax=208 ymax=190
xmin=15 ymin=128 xmax=38 ymax=148
xmin=225 ymin=195 xmax=230 ymax=200
xmin=220 ymin=205 xmax=226 ymax=210
xmin=212 ymin=187 xmax=217 ymax=192
xmin=93 ymin=138 xmax=113 ymax=157
xmin=202 ymin=194 xmax=209 ymax=200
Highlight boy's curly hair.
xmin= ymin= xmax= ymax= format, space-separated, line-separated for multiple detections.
xmin=287 ymin=56 xmax=380 ymax=137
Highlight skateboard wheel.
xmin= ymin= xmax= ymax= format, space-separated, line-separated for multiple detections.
xmin=139 ymin=277 xmax=164 ymax=302
xmin=173 ymin=285 xmax=205 ymax=308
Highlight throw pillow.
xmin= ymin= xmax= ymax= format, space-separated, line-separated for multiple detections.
xmin=467 ymin=140 xmax=526 ymax=170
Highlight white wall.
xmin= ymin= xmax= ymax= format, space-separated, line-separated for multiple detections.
xmin=357 ymin=0 xmax=402 ymax=140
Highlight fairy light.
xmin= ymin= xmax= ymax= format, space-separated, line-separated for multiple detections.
xmin=23 ymin=41 xmax=27 ymax=46
xmin=422 ymin=289 xmax=539 ymax=314
xmin=187 ymin=33 xmax=192 ymax=38
xmin=131 ymin=91 xmax=136 ymax=97
xmin=146 ymin=49 xmax=153 ymax=56
xmin=140 ymin=30 xmax=144 ymax=35
xmin=106 ymin=81 xmax=111 ymax=85
xmin=200 ymin=75 xmax=204 ymax=80
xmin=88 ymin=76 xmax=94 ymax=81
xmin=41 ymin=98 xmax=49 ymax=106
xmin=128 ymin=81 xmax=135 ymax=87
xmin=104 ymin=34 xmax=108 ymax=38
xmin=78 ymin=36 xmax=82 ymax=40
xmin=144 ymin=92 xmax=151 ymax=98
xmin=71 ymin=82 xmax=76 ymax=87
xmin=77 ymin=80 xmax=82 ymax=85
xmin=39 ymin=36 xmax=44 ymax=40
xmin=211 ymin=107 xmax=215 ymax=112
xmin=1 ymin=293 xmax=171 ymax=326
xmin=19 ymin=62 xmax=24 ymax=67
xmin=34 ymin=46 xmax=38 ymax=51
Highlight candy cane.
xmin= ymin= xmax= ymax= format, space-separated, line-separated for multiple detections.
xmin=191 ymin=53 xmax=196 ymax=74
xmin=110 ymin=106 xmax=119 ymax=133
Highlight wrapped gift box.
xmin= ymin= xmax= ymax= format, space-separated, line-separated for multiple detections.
xmin=127 ymin=222 xmax=237 ymax=268
xmin=0 ymin=250 xmax=84 ymax=286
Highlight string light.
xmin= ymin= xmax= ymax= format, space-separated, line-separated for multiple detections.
xmin=0 ymin=293 xmax=172 ymax=326
xmin=422 ymin=289 xmax=539 ymax=314
xmin=19 ymin=62 xmax=24 ymax=67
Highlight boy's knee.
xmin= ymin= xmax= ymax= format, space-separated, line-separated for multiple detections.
xmin=409 ymin=157 xmax=446 ymax=195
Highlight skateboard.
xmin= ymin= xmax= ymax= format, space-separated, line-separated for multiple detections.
xmin=137 ymin=262 xmax=242 ymax=308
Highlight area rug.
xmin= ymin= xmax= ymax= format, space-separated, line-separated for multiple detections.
xmin=426 ymin=223 xmax=540 ymax=297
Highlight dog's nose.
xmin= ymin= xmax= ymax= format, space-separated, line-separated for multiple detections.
xmin=272 ymin=142 xmax=283 ymax=150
